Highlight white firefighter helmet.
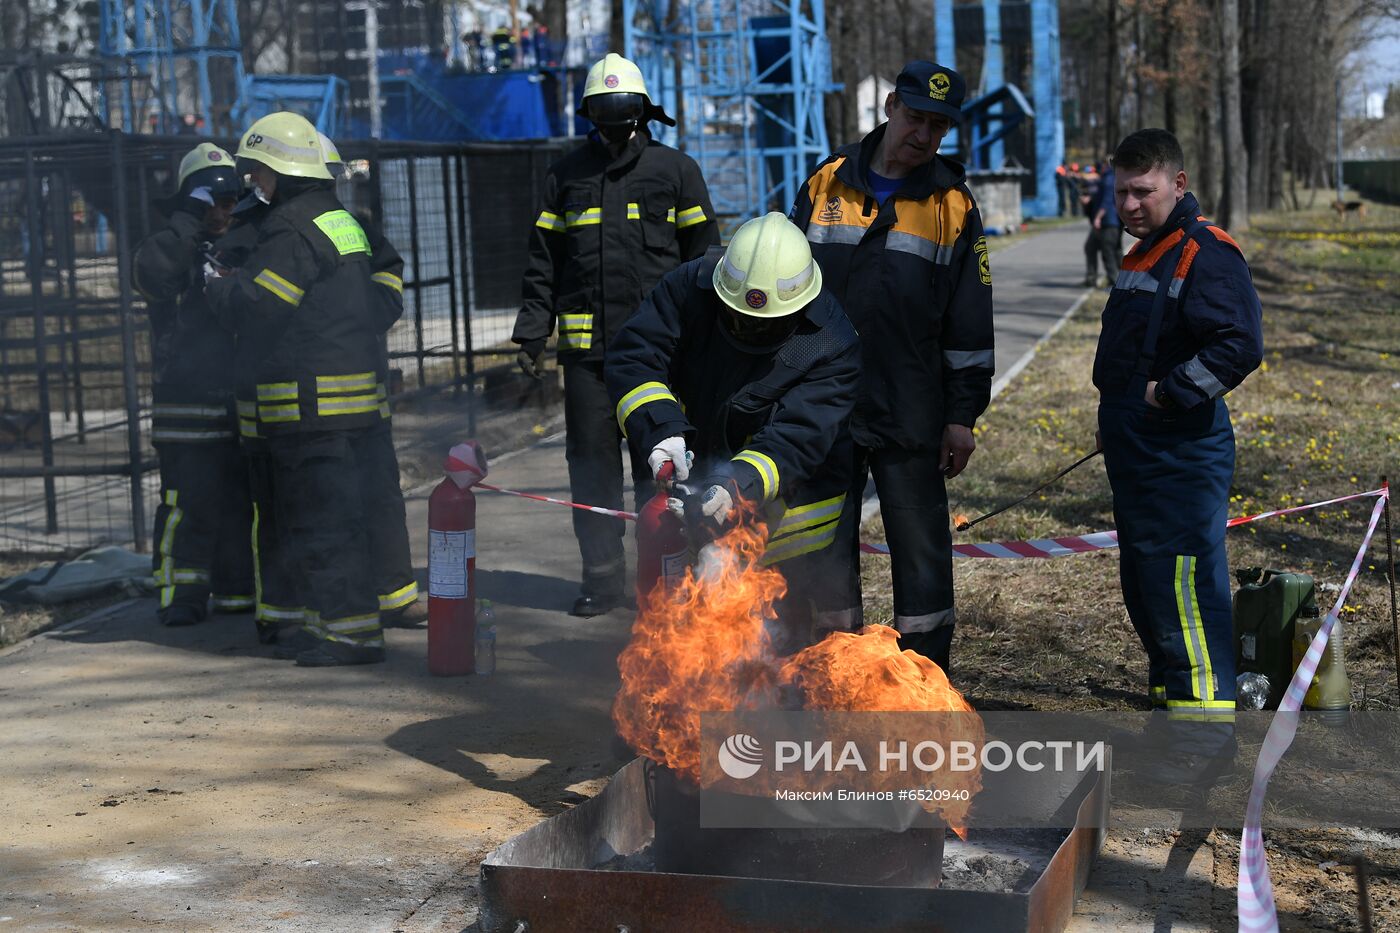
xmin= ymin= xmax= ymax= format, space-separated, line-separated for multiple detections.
xmin=235 ymin=111 xmax=332 ymax=180
xmin=713 ymin=212 xmax=823 ymax=319
xmin=317 ymin=131 xmax=347 ymax=178
xmin=580 ymin=53 xmax=674 ymax=128
xmin=173 ymin=143 xmax=241 ymax=199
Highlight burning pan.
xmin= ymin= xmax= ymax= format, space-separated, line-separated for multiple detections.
xmin=647 ymin=762 xmax=945 ymax=888
xmin=478 ymin=755 xmax=1110 ymax=932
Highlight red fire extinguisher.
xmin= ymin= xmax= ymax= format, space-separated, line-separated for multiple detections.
xmin=428 ymin=441 xmax=488 ymax=676
xmin=635 ymin=461 xmax=693 ymax=606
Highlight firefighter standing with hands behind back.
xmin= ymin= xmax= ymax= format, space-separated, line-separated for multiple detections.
xmin=512 ymin=53 xmax=718 ymax=617
xmin=133 ymin=143 xmax=254 ymax=627
xmin=607 ymin=213 xmax=860 ymax=654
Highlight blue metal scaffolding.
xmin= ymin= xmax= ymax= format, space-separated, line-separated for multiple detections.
xmin=98 ymin=0 xmax=247 ymax=134
xmin=624 ymin=0 xmax=839 ymax=224
xmin=933 ymin=0 xmax=1064 ymax=218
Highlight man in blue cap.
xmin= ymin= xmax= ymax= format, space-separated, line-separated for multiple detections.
xmin=790 ymin=61 xmax=995 ymax=672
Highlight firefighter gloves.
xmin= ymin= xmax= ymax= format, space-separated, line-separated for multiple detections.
xmin=648 ymin=436 xmax=691 ymax=481
xmin=699 ymin=483 xmax=734 ymax=534
xmin=516 ymin=347 xmax=545 ymax=380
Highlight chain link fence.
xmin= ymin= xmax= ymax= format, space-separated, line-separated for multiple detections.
xmin=0 ymin=131 xmax=569 ymax=556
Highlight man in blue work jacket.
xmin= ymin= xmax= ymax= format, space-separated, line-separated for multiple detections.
xmin=1094 ymin=128 xmax=1263 ymax=784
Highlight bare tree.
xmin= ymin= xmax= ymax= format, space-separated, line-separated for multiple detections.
xmin=1219 ymin=0 xmax=1249 ymax=229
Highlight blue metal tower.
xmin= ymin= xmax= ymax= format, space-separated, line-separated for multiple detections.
xmin=933 ymin=0 xmax=1064 ymax=218
xmin=98 ymin=0 xmax=246 ymax=134
xmin=624 ymin=0 xmax=839 ymax=224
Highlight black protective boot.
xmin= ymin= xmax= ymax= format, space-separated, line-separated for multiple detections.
xmin=294 ymin=640 xmax=386 ymax=667
xmin=571 ymin=593 xmax=622 ymax=617
xmin=381 ymin=600 xmax=429 ymax=628
xmin=159 ymin=604 xmax=205 ymax=627
xmin=271 ymin=627 xmax=321 ymax=659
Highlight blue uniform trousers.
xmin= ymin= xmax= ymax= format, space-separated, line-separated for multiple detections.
xmin=1099 ymin=393 xmax=1236 ymax=756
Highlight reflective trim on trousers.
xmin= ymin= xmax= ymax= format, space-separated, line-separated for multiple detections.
xmin=893 ymin=608 xmax=955 ymax=635
xmin=379 ymin=581 xmax=419 ymax=611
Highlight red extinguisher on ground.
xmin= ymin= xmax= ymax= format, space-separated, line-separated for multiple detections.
xmin=428 ymin=441 xmax=488 ymax=675
xmin=635 ymin=461 xmax=694 ymax=606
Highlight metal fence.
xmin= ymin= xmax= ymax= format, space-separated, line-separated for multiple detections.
xmin=0 ymin=131 xmax=570 ymax=556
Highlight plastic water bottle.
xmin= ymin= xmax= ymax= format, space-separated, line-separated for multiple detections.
xmin=1236 ymin=672 xmax=1271 ymax=710
xmin=475 ymin=600 xmax=496 ymax=675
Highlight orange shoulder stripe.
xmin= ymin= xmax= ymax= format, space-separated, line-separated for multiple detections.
xmin=1173 ymin=237 xmax=1201 ymax=280
xmin=1206 ymin=225 xmax=1242 ymax=252
xmin=1121 ymin=228 xmax=1185 ymax=272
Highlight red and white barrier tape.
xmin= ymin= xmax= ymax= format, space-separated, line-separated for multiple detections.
xmin=476 ymin=482 xmax=1387 ymax=562
xmin=475 ymin=482 xmax=641 ymax=520
xmin=1237 ymin=486 xmax=1388 ymax=932
xmin=857 ymin=487 xmax=1386 ymax=559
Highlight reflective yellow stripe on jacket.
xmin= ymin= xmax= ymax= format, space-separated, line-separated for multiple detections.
xmin=558 ymin=312 xmax=594 ymax=351
xmin=761 ymin=493 xmax=845 ymax=566
xmin=253 ymin=269 xmax=304 ymax=306
xmin=615 ymin=381 xmax=679 ymax=435
xmin=315 ymin=371 xmax=380 ymax=417
xmin=732 ymin=449 xmax=779 ymax=504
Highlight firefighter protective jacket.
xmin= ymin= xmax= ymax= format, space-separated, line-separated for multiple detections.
xmin=132 ymin=210 xmax=238 ymax=445
xmin=607 ymin=254 xmax=861 ymax=563
xmin=206 ymin=185 xmax=384 ymax=435
xmin=1092 ymin=192 xmax=1263 ymax=407
xmin=513 ymin=129 xmax=719 ymax=363
xmin=791 ymin=124 xmax=995 ymax=450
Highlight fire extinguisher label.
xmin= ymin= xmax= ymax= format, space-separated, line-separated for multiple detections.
xmin=428 ymin=529 xmax=475 ymax=599
xmin=661 ymin=549 xmax=692 ymax=586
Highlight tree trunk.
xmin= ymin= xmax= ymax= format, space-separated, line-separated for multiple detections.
xmin=1161 ymin=8 xmax=1176 ymax=134
xmin=1219 ymin=0 xmax=1249 ymax=231
xmin=1133 ymin=5 xmax=1145 ymax=127
xmin=1104 ymin=0 xmax=1119 ymax=154
xmin=1196 ymin=101 xmax=1218 ymax=215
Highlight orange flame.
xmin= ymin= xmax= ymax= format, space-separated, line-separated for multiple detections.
xmin=614 ymin=519 xmax=983 ymax=830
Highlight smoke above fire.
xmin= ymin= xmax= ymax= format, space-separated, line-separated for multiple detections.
xmin=613 ymin=521 xmax=983 ymax=828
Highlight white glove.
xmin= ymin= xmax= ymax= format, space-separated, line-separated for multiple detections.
xmin=202 ymin=261 xmax=223 ymax=282
xmin=648 ymin=436 xmax=691 ymax=482
xmin=188 ymin=185 xmax=215 ymax=206
xmin=700 ymin=484 xmax=734 ymax=531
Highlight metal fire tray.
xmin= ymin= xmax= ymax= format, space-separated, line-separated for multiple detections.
xmin=479 ymin=758 xmax=1109 ymax=932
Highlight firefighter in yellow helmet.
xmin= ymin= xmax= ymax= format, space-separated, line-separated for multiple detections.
xmin=607 ymin=213 xmax=861 ymax=653
xmin=512 ymin=52 xmax=719 ymax=616
xmin=318 ymin=132 xmax=422 ymax=628
xmin=204 ymin=111 xmax=387 ymax=666
xmin=133 ymin=142 xmax=254 ymax=626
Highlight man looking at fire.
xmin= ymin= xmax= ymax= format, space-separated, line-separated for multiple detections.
xmin=790 ymin=61 xmax=994 ymax=673
xmin=607 ymin=212 xmax=860 ymax=653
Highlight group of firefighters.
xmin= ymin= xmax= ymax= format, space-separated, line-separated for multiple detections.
xmin=136 ymin=49 xmax=1263 ymax=783
xmin=135 ymin=115 xmax=417 ymax=667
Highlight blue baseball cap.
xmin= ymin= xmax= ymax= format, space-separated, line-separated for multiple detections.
xmin=895 ymin=61 xmax=966 ymax=123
